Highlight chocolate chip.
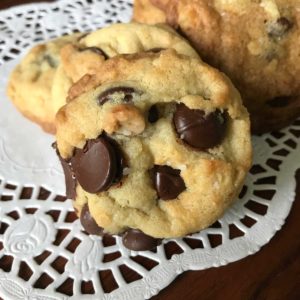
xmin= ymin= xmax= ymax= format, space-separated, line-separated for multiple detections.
xmin=122 ymin=229 xmax=160 ymax=251
xmin=98 ymin=87 xmax=136 ymax=105
xmin=268 ymin=17 xmax=293 ymax=38
xmin=267 ymin=96 xmax=291 ymax=108
xmin=152 ymin=165 xmax=186 ymax=200
xmin=80 ymin=204 xmax=105 ymax=236
xmin=105 ymin=135 xmax=127 ymax=184
xmin=79 ymin=47 xmax=109 ymax=59
xmin=59 ymin=157 xmax=77 ymax=200
xmin=148 ymin=105 xmax=160 ymax=123
xmin=277 ymin=17 xmax=293 ymax=30
xmin=173 ymin=103 xmax=227 ymax=150
xmin=72 ymin=136 xmax=123 ymax=193
xmin=53 ymin=143 xmax=77 ymax=200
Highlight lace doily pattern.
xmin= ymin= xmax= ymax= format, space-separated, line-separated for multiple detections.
xmin=0 ymin=1 xmax=299 ymax=299
xmin=0 ymin=0 xmax=133 ymax=65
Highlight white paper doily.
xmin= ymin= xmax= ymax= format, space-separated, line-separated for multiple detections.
xmin=0 ymin=1 xmax=299 ymax=299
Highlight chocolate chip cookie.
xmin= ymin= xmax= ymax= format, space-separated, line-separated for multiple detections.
xmin=133 ymin=0 xmax=167 ymax=24
xmin=7 ymin=23 xmax=198 ymax=133
xmin=7 ymin=33 xmax=82 ymax=133
xmin=133 ymin=0 xmax=300 ymax=133
xmin=55 ymin=50 xmax=252 ymax=250
xmin=53 ymin=22 xmax=200 ymax=108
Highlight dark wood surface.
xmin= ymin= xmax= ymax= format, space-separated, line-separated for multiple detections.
xmin=0 ymin=0 xmax=53 ymax=10
xmin=1 ymin=1 xmax=300 ymax=299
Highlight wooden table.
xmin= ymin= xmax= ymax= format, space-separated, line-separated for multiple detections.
xmin=1 ymin=1 xmax=300 ymax=299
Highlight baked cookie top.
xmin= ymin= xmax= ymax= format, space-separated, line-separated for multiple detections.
xmin=53 ymin=22 xmax=200 ymax=106
xmin=56 ymin=50 xmax=252 ymax=238
xmin=8 ymin=23 xmax=197 ymax=134
xmin=134 ymin=0 xmax=300 ymax=133
xmin=59 ymin=22 xmax=200 ymax=82
xmin=7 ymin=33 xmax=81 ymax=133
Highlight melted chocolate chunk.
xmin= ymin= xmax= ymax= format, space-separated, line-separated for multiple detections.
xmin=80 ymin=204 xmax=105 ymax=236
xmin=148 ymin=105 xmax=160 ymax=123
xmin=122 ymin=229 xmax=160 ymax=251
xmin=53 ymin=143 xmax=77 ymax=200
xmin=268 ymin=17 xmax=293 ymax=38
xmin=152 ymin=165 xmax=186 ymax=200
xmin=79 ymin=47 xmax=109 ymax=59
xmin=59 ymin=157 xmax=77 ymax=200
xmin=173 ymin=103 xmax=227 ymax=150
xmin=105 ymin=135 xmax=127 ymax=184
xmin=98 ymin=87 xmax=136 ymax=105
xmin=72 ymin=136 xmax=123 ymax=194
xmin=266 ymin=96 xmax=292 ymax=108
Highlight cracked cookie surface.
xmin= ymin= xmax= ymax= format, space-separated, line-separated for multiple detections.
xmin=55 ymin=50 xmax=252 ymax=240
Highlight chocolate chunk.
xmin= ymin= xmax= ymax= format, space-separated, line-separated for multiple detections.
xmin=173 ymin=103 xmax=227 ymax=150
xmin=72 ymin=136 xmax=121 ymax=193
xmin=277 ymin=17 xmax=293 ymax=29
xmin=105 ymin=135 xmax=127 ymax=184
xmin=53 ymin=143 xmax=77 ymax=200
xmin=148 ymin=105 xmax=160 ymax=123
xmin=122 ymin=229 xmax=160 ymax=251
xmin=98 ymin=87 xmax=135 ymax=105
xmin=152 ymin=165 xmax=186 ymax=200
xmin=80 ymin=204 xmax=105 ymax=236
xmin=267 ymin=96 xmax=291 ymax=108
xmin=59 ymin=157 xmax=77 ymax=200
xmin=268 ymin=17 xmax=293 ymax=38
xmin=79 ymin=47 xmax=109 ymax=59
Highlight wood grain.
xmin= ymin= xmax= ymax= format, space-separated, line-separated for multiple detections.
xmin=0 ymin=0 xmax=53 ymax=10
xmin=1 ymin=1 xmax=300 ymax=299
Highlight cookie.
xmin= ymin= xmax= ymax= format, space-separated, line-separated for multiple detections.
xmin=7 ymin=33 xmax=82 ymax=133
xmin=55 ymin=50 xmax=252 ymax=250
xmin=133 ymin=0 xmax=300 ymax=133
xmin=7 ymin=23 xmax=198 ymax=134
xmin=52 ymin=23 xmax=200 ymax=108
xmin=133 ymin=0 xmax=167 ymax=24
